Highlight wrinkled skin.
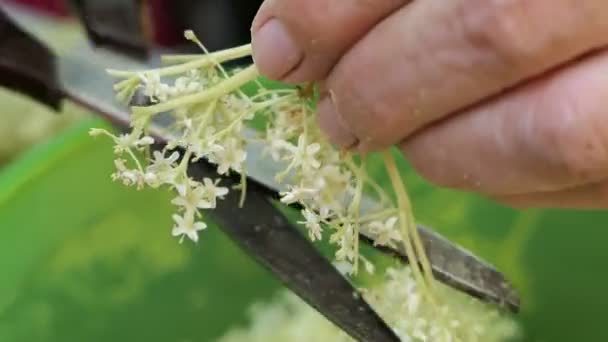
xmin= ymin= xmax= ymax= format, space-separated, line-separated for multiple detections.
xmin=251 ymin=0 xmax=608 ymax=209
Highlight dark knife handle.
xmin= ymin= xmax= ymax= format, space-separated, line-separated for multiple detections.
xmin=68 ymin=0 xmax=148 ymax=60
xmin=0 ymin=7 xmax=63 ymax=109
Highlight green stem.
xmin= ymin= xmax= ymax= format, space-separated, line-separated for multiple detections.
xmin=249 ymin=89 xmax=298 ymax=101
xmin=207 ymin=112 xmax=250 ymax=143
xmin=251 ymin=94 xmax=298 ymax=111
xmin=113 ymin=77 xmax=139 ymax=91
xmin=382 ymin=150 xmax=435 ymax=302
xmin=239 ymin=168 xmax=247 ymax=208
xmin=108 ymin=45 xmax=253 ymax=78
xmin=132 ymin=65 xmax=259 ymax=118
xmin=177 ymin=149 xmax=194 ymax=176
xmin=186 ymin=34 xmax=253 ymax=104
xmin=358 ymin=208 xmax=399 ymax=224
xmin=161 ymin=44 xmax=252 ymax=64
xmin=194 ymin=101 xmax=218 ymax=137
xmin=126 ymin=148 xmax=144 ymax=172
xmin=347 ymin=157 xmax=365 ymax=274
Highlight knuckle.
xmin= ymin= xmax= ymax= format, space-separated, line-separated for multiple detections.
xmin=459 ymin=0 xmax=569 ymax=70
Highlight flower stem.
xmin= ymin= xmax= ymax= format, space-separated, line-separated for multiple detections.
xmin=348 ymin=157 xmax=365 ymax=274
xmin=382 ymin=150 xmax=435 ymax=302
xmin=132 ymin=65 xmax=259 ymax=118
xmin=161 ymin=44 xmax=252 ymax=64
xmin=108 ymin=44 xmax=253 ymax=78
xmin=358 ymin=208 xmax=399 ymax=224
xmin=239 ymin=168 xmax=247 ymax=208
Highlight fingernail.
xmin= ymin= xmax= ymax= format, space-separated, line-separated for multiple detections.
xmin=317 ymin=95 xmax=358 ymax=148
xmin=252 ymin=19 xmax=302 ymax=80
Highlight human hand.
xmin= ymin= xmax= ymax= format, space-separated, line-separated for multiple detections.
xmin=251 ymin=0 xmax=608 ymax=209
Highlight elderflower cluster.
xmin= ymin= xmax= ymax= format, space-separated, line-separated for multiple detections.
xmin=93 ymin=30 xmax=520 ymax=340
xmin=92 ymin=31 xmax=408 ymax=275
xmin=89 ymin=63 xmax=251 ymax=243
xmin=263 ymin=94 xmax=404 ymax=271
xmin=218 ymin=266 xmax=521 ymax=342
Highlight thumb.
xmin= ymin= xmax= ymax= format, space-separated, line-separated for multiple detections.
xmin=251 ymin=0 xmax=406 ymax=83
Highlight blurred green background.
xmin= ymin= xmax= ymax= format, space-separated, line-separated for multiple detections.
xmin=1 ymin=86 xmax=608 ymax=342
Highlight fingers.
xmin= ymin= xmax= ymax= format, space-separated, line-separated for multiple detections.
xmin=318 ymin=0 xmax=608 ymax=150
xmin=495 ymin=180 xmax=608 ymax=209
xmin=401 ymin=49 xmax=608 ymax=196
xmin=251 ymin=0 xmax=407 ymax=82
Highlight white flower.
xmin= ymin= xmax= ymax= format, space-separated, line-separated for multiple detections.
xmin=298 ymin=209 xmax=323 ymax=241
xmin=279 ymin=185 xmax=318 ymax=205
xmin=171 ymin=212 xmax=207 ymax=243
xmin=311 ymin=189 xmax=342 ymax=219
xmin=139 ymin=71 xmax=170 ymax=102
xmin=319 ymin=165 xmax=351 ymax=191
xmin=113 ymin=158 xmax=128 ymax=173
xmin=214 ymin=138 xmax=246 ymax=174
xmin=143 ymin=172 xmax=159 ymax=186
xmin=135 ymin=136 xmax=155 ymax=147
xmin=312 ymin=165 xmax=352 ymax=214
xmin=289 ymin=135 xmax=321 ymax=171
xmin=118 ymin=170 xmax=140 ymax=186
xmin=273 ymin=105 xmax=301 ymax=136
xmin=172 ymin=182 xmax=212 ymax=211
xmin=319 ymin=148 xmax=341 ymax=165
xmin=111 ymin=159 xmax=142 ymax=187
xmin=332 ymin=223 xmax=356 ymax=262
xmin=146 ymin=151 xmax=180 ymax=185
xmin=199 ymin=178 xmax=229 ymax=209
xmin=113 ymin=134 xmax=136 ymax=154
xmin=263 ymin=127 xmax=290 ymax=161
xmin=367 ymin=216 xmax=401 ymax=247
xmin=169 ymin=76 xmax=201 ymax=97
xmin=222 ymin=94 xmax=253 ymax=119
xmin=177 ymin=129 xmax=204 ymax=156
xmin=191 ymin=127 xmax=225 ymax=162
